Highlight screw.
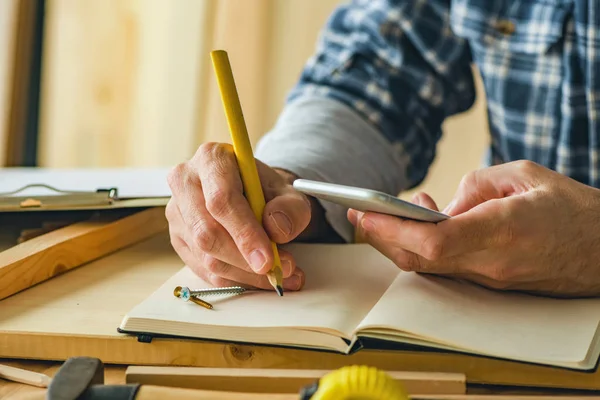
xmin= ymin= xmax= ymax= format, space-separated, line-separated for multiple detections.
xmin=173 ymin=286 xmax=213 ymax=309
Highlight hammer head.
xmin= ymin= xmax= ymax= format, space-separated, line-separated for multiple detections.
xmin=46 ymin=357 xmax=104 ymax=400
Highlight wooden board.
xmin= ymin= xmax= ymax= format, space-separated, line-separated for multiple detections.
xmin=38 ymin=0 xmax=207 ymax=168
xmin=0 ymin=206 xmax=168 ymax=300
xmin=0 ymin=233 xmax=599 ymax=390
xmin=125 ymin=366 xmax=466 ymax=395
xmin=0 ymin=0 xmax=19 ymax=166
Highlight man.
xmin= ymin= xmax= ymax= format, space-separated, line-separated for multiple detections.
xmin=165 ymin=0 xmax=600 ymax=297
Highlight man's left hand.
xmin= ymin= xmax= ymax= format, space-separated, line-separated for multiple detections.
xmin=348 ymin=160 xmax=600 ymax=297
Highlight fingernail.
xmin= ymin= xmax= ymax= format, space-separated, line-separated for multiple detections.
xmin=347 ymin=209 xmax=358 ymax=226
xmin=282 ymin=259 xmax=293 ymax=277
xmin=284 ymin=274 xmax=302 ymax=290
xmin=360 ymin=216 xmax=374 ymax=231
xmin=443 ymin=199 xmax=456 ymax=214
xmin=412 ymin=194 xmax=422 ymax=205
xmin=270 ymin=211 xmax=292 ymax=236
xmin=249 ymin=249 xmax=267 ymax=272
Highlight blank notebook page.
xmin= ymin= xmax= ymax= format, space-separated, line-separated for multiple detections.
xmin=123 ymin=243 xmax=399 ymax=338
xmin=358 ymin=272 xmax=600 ymax=366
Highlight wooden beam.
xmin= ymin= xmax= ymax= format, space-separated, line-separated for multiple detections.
xmin=0 ymin=206 xmax=167 ymax=300
xmin=125 ymin=366 xmax=466 ymax=395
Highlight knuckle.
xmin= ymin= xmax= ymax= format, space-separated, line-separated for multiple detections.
xmin=190 ymin=220 xmax=219 ymax=253
xmin=205 ymin=188 xmax=234 ymax=219
xmin=165 ymin=198 xmax=178 ymax=221
xmin=197 ymin=142 xmax=219 ymax=159
xmin=406 ymin=254 xmax=423 ymax=271
xmin=237 ymin=225 xmax=259 ymax=245
xmin=204 ymin=255 xmax=227 ymax=275
xmin=167 ymin=163 xmax=186 ymax=190
xmin=496 ymin=201 xmax=520 ymax=245
xmin=487 ymin=265 xmax=511 ymax=283
xmin=169 ymin=235 xmax=183 ymax=252
xmin=500 ymin=216 xmax=516 ymax=246
xmin=197 ymin=142 xmax=233 ymax=162
xmin=420 ymin=234 xmax=445 ymax=261
xmin=514 ymin=159 xmax=539 ymax=174
xmin=459 ymin=171 xmax=478 ymax=190
xmin=390 ymin=248 xmax=421 ymax=271
xmin=165 ymin=199 xmax=174 ymax=220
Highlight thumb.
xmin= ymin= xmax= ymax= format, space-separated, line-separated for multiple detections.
xmin=263 ymin=188 xmax=311 ymax=244
xmin=444 ymin=162 xmax=538 ymax=216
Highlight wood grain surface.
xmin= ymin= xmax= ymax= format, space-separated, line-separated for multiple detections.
xmin=0 ymin=206 xmax=168 ymax=300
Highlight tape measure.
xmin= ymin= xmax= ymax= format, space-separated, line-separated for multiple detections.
xmin=300 ymin=365 xmax=410 ymax=400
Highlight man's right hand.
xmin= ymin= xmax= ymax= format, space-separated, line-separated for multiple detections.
xmin=165 ymin=142 xmax=312 ymax=291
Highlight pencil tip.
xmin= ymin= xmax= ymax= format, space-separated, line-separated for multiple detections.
xmin=276 ymin=285 xmax=283 ymax=297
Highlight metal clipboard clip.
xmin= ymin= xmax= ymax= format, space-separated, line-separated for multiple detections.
xmin=0 ymin=184 xmax=119 ymax=210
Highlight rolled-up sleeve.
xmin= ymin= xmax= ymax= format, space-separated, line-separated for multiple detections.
xmin=256 ymin=0 xmax=476 ymax=242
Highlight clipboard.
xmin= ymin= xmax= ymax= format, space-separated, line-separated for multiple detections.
xmin=0 ymin=183 xmax=169 ymax=212
xmin=0 ymin=168 xmax=172 ymax=301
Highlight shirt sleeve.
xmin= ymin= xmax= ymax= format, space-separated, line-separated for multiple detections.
xmin=255 ymin=0 xmax=476 ymax=242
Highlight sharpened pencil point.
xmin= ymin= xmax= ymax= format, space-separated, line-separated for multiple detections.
xmin=276 ymin=285 xmax=283 ymax=296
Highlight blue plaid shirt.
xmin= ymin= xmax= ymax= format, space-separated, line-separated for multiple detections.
xmin=287 ymin=0 xmax=600 ymax=189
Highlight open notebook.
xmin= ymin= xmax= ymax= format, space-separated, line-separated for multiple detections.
xmin=119 ymin=243 xmax=600 ymax=370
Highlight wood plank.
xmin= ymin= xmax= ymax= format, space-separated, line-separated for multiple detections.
xmin=0 ymin=233 xmax=599 ymax=390
xmin=38 ymin=0 xmax=206 ymax=168
xmin=125 ymin=366 xmax=466 ymax=395
xmin=0 ymin=363 xmax=50 ymax=387
xmin=0 ymin=206 xmax=167 ymax=300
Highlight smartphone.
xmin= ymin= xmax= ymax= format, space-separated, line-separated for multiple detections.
xmin=292 ymin=179 xmax=449 ymax=223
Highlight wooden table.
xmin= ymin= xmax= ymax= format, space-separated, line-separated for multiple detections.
xmin=3 ymin=235 xmax=600 ymax=398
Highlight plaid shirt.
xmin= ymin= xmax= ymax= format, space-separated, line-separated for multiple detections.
xmin=287 ymin=0 xmax=600 ymax=189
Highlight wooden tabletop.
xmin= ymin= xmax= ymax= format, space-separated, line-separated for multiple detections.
xmin=2 ymin=236 xmax=600 ymax=398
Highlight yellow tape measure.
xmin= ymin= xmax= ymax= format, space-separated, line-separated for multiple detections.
xmin=300 ymin=365 xmax=410 ymax=400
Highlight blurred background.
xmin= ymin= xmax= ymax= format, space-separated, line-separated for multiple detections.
xmin=0 ymin=0 xmax=489 ymax=207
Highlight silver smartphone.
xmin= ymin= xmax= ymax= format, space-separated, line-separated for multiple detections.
xmin=292 ymin=179 xmax=449 ymax=223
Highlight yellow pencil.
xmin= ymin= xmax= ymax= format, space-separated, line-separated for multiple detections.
xmin=210 ymin=50 xmax=284 ymax=296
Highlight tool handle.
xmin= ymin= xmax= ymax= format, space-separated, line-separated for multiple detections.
xmin=0 ymin=363 xmax=51 ymax=387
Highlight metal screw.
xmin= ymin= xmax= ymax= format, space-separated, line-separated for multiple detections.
xmin=186 ymin=286 xmax=248 ymax=297
xmin=173 ymin=286 xmax=213 ymax=309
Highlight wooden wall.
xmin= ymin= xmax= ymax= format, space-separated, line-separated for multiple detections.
xmin=37 ymin=0 xmax=207 ymax=167
xmin=33 ymin=0 xmax=488 ymax=207
xmin=0 ymin=0 xmax=19 ymax=166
